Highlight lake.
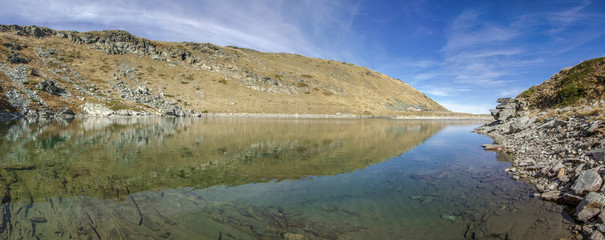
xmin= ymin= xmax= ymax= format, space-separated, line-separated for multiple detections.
xmin=0 ymin=117 xmax=574 ymax=239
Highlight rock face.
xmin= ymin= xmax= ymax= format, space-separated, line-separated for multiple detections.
xmin=489 ymin=98 xmax=528 ymax=123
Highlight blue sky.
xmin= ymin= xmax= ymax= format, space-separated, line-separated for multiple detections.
xmin=2 ymin=0 xmax=604 ymax=113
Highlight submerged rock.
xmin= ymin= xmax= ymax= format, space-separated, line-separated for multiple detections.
xmin=440 ymin=214 xmax=455 ymax=221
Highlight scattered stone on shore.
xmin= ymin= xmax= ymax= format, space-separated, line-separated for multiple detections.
xmin=572 ymin=171 xmax=604 ymax=196
xmin=440 ymin=214 xmax=456 ymax=221
xmin=476 ymin=97 xmax=605 ymax=237
xmin=575 ymin=192 xmax=605 ymax=222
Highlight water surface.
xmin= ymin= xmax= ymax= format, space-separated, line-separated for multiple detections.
xmin=0 ymin=118 xmax=573 ymax=239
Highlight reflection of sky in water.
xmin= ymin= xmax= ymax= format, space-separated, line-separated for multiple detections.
xmin=0 ymin=119 xmax=574 ymax=239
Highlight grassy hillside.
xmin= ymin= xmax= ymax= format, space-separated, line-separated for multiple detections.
xmin=0 ymin=25 xmax=448 ymax=117
xmin=518 ymin=57 xmax=605 ymax=109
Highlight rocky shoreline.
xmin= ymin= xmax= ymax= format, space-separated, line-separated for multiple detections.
xmin=0 ymin=110 xmax=491 ymax=122
xmin=476 ymin=97 xmax=605 ymax=239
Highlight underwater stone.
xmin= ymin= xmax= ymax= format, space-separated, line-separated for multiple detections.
xmin=440 ymin=214 xmax=455 ymax=221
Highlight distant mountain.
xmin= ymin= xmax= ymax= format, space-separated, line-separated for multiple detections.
xmin=518 ymin=57 xmax=605 ymax=109
xmin=0 ymin=25 xmax=448 ymax=118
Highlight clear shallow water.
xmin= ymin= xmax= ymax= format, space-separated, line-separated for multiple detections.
xmin=0 ymin=118 xmax=573 ymax=239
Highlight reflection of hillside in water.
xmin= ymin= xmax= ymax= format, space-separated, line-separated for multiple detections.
xmin=0 ymin=117 xmax=446 ymax=201
xmin=0 ymin=117 xmax=467 ymax=239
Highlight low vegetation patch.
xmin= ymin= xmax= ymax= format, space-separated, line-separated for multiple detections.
xmin=107 ymin=99 xmax=130 ymax=111
xmin=519 ymin=57 xmax=605 ymax=109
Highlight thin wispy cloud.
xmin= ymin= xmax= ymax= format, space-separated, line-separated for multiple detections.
xmin=1 ymin=0 xmax=361 ymax=60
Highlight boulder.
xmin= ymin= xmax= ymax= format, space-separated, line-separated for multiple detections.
xmin=36 ymin=80 xmax=63 ymax=95
xmin=509 ymin=116 xmax=537 ymax=133
xmin=575 ymin=192 xmax=605 ymax=222
xmin=537 ymin=119 xmax=566 ymax=129
xmin=55 ymin=107 xmax=75 ymax=119
xmin=79 ymin=103 xmax=114 ymax=116
xmin=591 ymin=231 xmax=605 ymax=240
xmin=488 ymin=98 xmax=527 ymax=123
xmin=572 ymin=171 xmax=603 ymax=195
xmin=588 ymin=120 xmax=602 ymax=133
xmin=6 ymin=53 xmax=29 ymax=64
xmin=540 ymin=191 xmax=561 ymax=201
xmin=588 ymin=149 xmax=605 ymax=162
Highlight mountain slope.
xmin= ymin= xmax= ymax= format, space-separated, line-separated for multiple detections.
xmin=0 ymin=25 xmax=447 ymax=117
xmin=518 ymin=57 xmax=605 ymax=109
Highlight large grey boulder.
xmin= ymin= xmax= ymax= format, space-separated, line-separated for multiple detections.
xmin=509 ymin=116 xmax=537 ymax=133
xmin=572 ymin=171 xmax=604 ymax=195
xmin=576 ymin=192 xmax=605 ymax=222
xmin=36 ymin=80 xmax=63 ymax=95
xmin=7 ymin=53 xmax=29 ymax=64
xmin=80 ymin=103 xmax=114 ymax=116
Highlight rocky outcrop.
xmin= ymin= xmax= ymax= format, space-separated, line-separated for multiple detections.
xmin=6 ymin=53 xmax=29 ymax=64
xmin=36 ymin=80 xmax=63 ymax=95
xmin=0 ymin=25 xmax=54 ymax=38
xmin=489 ymin=98 xmax=528 ymax=123
xmin=477 ymin=98 xmax=605 ymax=237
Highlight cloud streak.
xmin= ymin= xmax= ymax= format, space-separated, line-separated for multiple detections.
xmin=1 ymin=0 xmax=362 ymax=60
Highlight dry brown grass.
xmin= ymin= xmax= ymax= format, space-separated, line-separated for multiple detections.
xmin=0 ymin=29 xmax=452 ymax=116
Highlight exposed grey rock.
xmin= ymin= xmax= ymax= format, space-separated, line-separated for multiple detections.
xmin=588 ymin=120 xmax=602 ymax=133
xmin=7 ymin=53 xmax=29 ymax=64
xmin=588 ymin=149 xmax=605 ymax=162
xmin=540 ymin=191 xmax=561 ymax=201
xmin=477 ymin=98 xmax=605 ymax=234
xmin=592 ymin=229 xmax=605 ymax=240
xmin=575 ymin=192 xmax=605 ymax=222
xmin=488 ymin=98 xmax=528 ymax=123
xmin=55 ymin=107 xmax=76 ymax=119
xmin=572 ymin=171 xmax=603 ymax=195
xmin=537 ymin=119 xmax=566 ymax=129
xmin=3 ymin=42 xmax=24 ymax=50
xmin=5 ymin=89 xmax=28 ymax=110
xmin=0 ymin=25 xmax=54 ymax=38
xmin=509 ymin=116 xmax=537 ymax=133
xmin=80 ymin=103 xmax=114 ymax=116
xmin=36 ymin=80 xmax=63 ymax=95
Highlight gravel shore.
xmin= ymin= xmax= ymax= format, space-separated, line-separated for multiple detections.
xmin=476 ymin=98 xmax=605 ymax=239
